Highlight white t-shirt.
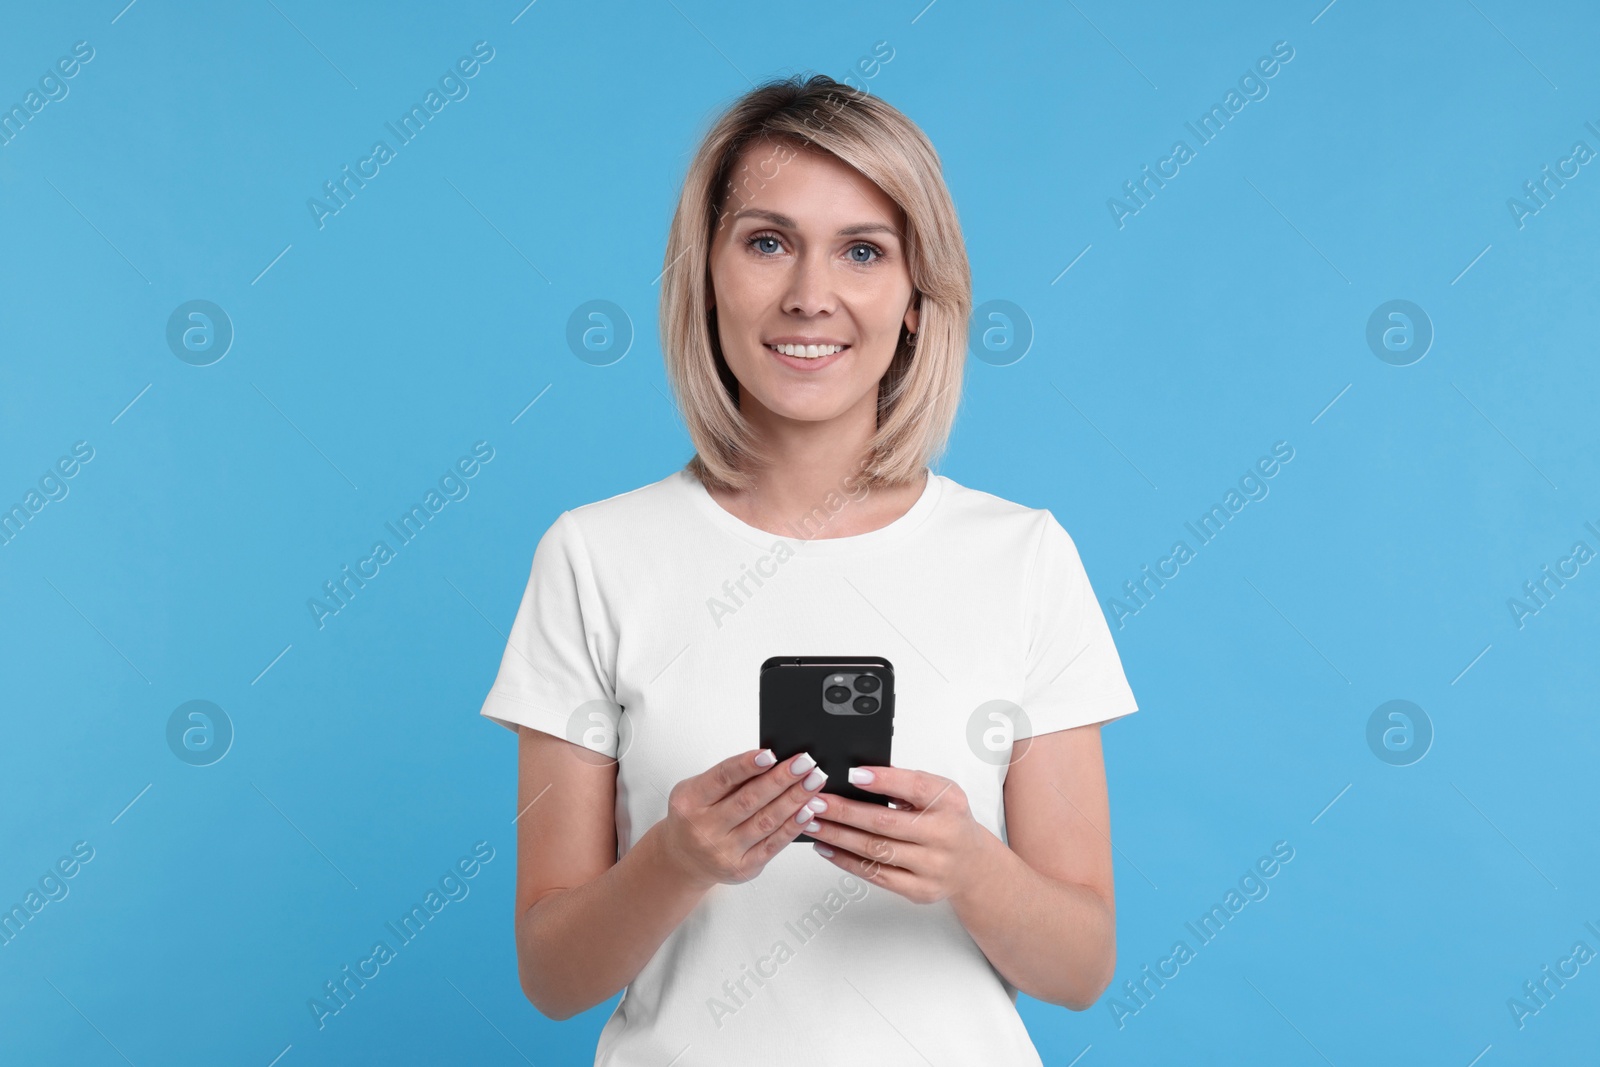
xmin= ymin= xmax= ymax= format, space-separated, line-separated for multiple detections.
xmin=479 ymin=465 xmax=1139 ymax=1066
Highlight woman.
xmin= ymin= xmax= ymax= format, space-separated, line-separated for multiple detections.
xmin=478 ymin=74 xmax=1139 ymax=1065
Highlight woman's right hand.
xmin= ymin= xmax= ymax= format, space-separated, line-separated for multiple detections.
xmin=657 ymin=749 xmax=830 ymax=890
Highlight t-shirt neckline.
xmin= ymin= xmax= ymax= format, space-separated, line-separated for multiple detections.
xmin=676 ymin=466 xmax=943 ymax=557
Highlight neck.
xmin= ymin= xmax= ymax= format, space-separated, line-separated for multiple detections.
xmin=708 ymin=392 xmax=925 ymax=540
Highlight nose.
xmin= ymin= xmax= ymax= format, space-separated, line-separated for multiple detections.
xmin=781 ymin=248 xmax=838 ymax=318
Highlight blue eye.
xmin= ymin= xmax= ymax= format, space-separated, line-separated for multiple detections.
xmin=744 ymin=232 xmax=885 ymax=264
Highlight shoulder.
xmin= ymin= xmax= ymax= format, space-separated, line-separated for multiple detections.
xmin=931 ymin=473 xmax=1076 ymax=555
xmin=564 ymin=469 xmax=684 ymax=525
xmin=536 ymin=467 xmax=692 ymax=561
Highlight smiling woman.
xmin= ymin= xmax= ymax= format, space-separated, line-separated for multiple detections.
xmin=477 ymin=73 xmax=1140 ymax=1066
xmin=661 ymin=79 xmax=968 ymax=501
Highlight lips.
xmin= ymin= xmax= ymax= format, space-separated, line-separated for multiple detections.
xmin=765 ymin=343 xmax=849 ymax=371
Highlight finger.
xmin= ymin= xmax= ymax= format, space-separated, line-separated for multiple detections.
xmin=711 ymin=751 xmax=825 ymax=832
xmin=811 ymin=840 xmax=918 ymax=896
xmin=693 ymin=748 xmax=782 ymax=807
xmin=806 ymin=815 xmax=924 ymax=873
xmin=844 ymin=765 xmax=947 ymax=811
xmin=734 ymin=775 xmax=830 ymax=854
xmin=810 ymin=793 xmax=927 ymax=845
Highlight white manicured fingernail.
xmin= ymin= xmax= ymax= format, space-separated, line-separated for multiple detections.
xmin=805 ymin=820 xmax=822 ymax=832
xmin=795 ymin=803 xmax=814 ymax=823
xmin=813 ymin=843 xmax=835 ymax=858
xmin=805 ymin=796 xmax=827 ymax=812
xmin=755 ymin=749 xmax=776 ymax=767
xmin=802 ymin=767 xmax=827 ymax=791
xmin=848 ymin=767 xmax=874 ymax=785
xmin=790 ymin=752 xmax=817 ymax=775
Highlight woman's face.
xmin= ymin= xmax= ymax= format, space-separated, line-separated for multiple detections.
xmin=706 ymin=141 xmax=919 ymax=428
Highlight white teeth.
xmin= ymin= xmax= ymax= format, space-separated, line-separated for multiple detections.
xmin=769 ymin=343 xmax=846 ymax=359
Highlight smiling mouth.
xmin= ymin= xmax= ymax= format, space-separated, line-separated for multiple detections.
xmin=765 ymin=343 xmax=850 ymax=360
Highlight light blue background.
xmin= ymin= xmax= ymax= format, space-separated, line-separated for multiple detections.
xmin=3 ymin=1 xmax=1597 ymax=1063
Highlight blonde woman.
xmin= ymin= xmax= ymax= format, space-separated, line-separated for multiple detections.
xmin=479 ymin=74 xmax=1139 ymax=1065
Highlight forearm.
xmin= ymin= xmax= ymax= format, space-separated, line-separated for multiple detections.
xmin=517 ymin=821 xmax=709 ymax=1020
xmin=947 ymin=831 xmax=1116 ymax=1010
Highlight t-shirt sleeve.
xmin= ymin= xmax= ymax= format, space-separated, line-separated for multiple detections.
xmin=478 ymin=509 xmax=621 ymax=754
xmin=1016 ymin=511 xmax=1139 ymax=737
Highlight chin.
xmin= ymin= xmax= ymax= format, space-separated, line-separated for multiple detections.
xmin=754 ymin=393 xmax=854 ymax=423
xmin=770 ymin=402 xmax=848 ymax=422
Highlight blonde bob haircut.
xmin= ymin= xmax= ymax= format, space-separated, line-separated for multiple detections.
xmin=660 ymin=73 xmax=971 ymax=494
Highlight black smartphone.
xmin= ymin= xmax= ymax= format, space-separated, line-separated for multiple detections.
xmin=759 ymin=656 xmax=895 ymax=844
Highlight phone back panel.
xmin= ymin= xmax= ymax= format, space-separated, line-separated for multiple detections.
xmin=759 ymin=656 xmax=894 ymax=844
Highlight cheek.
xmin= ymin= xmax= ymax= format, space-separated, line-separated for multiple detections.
xmin=710 ymin=257 xmax=773 ymax=321
xmin=846 ymin=293 xmax=909 ymax=352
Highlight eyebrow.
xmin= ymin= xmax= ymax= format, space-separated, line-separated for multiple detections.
xmin=727 ymin=208 xmax=901 ymax=239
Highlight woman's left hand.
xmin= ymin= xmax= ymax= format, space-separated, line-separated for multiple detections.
xmin=806 ymin=765 xmax=997 ymax=905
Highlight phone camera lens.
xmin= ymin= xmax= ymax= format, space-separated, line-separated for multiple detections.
xmin=853 ymin=674 xmax=880 ymax=693
xmin=825 ymin=685 xmax=851 ymax=704
xmin=853 ymin=695 xmax=879 ymax=714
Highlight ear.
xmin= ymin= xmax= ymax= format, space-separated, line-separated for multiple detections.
xmin=903 ymin=299 xmax=920 ymax=337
